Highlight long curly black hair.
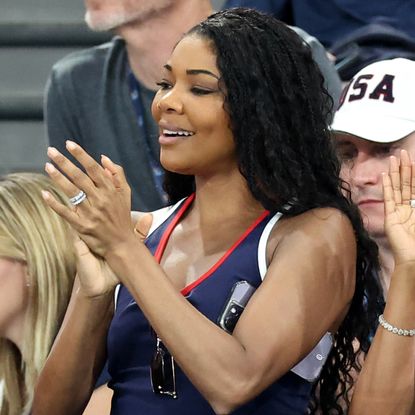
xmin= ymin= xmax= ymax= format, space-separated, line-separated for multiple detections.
xmin=162 ymin=8 xmax=384 ymax=413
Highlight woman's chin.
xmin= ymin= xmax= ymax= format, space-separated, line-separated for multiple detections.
xmin=160 ymin=157 xmax=194 ymax=176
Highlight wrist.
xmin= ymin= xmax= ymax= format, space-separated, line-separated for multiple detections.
xmin=391 ymin=261 xmax=415 ymax=290
xmin=76 ymin=283 xmax=115 ymax=303
xmin=104 ymin=231 xmax=141 ymax=265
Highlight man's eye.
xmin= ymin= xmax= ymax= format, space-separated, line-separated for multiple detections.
xmin=337 ymin=151 xmax=355 ymax=161
xmin=377 ymin=146 xmax=394 ymax=155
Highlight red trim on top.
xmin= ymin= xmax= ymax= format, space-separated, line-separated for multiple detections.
xmin=153 ymin=193 xmax=270 ymax=296
xmin=180 ymin=210 xmax=269 ymax=296
xmin=154 ymin=193 xmax=195 ymax=262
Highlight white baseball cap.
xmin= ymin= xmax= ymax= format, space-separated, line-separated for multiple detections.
xmin=331 ymin=58 xmax=415 ymax=143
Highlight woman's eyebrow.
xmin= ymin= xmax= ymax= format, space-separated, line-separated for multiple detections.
xmin=186 ymin=69 xmax=220 ymax=79
xmin=163 ymin=64 xmax=219 ymax=80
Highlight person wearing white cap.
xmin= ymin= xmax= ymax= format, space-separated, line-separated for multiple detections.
xmin=332 ymin=57 xmax=415 ymax=293
xmin=332 ymin=58 xmax=415 ymax=414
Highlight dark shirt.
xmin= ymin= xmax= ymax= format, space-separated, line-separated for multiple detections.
xmin=223 ymin=0 xmax=415 ymax=48
xmin=45 ymin=37 xmax=166 ymax=211
xmin=108 ymin=197 xmax=313 ymax=414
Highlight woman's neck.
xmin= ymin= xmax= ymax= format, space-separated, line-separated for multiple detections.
xmin=189 ymin=170 xmax=265 ymax=229
xmin=375 ymin=235 xmax=395 ymax=298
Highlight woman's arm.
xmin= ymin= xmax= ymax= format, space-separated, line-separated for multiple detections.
xmin=83 ymin=384 xmax=113 ymax=415
xmin=350 ymin=151 xmax=415 ymax=414
xmin=43 ymin=142 xmax=356 ymax=414
xmin=105 ymin=208 xmax=355 ymax=414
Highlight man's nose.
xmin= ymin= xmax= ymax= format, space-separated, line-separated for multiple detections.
xmin=351 ymin=157 xmax=382 ymax=188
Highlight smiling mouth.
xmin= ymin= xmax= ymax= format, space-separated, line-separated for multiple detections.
xmin=162 ymin=129 xmax=194 ymax=137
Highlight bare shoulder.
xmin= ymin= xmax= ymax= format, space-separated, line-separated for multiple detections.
xmin=257 ymin=207 xmax=357 ymax=337
xmin=265 ymin=208 xmax=357 ymax=309
xmin=267 ymin=207 xmax=356 ymax=268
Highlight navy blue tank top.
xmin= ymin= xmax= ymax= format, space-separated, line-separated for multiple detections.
xmin=107 ymin=195 xmax=312 ymax=414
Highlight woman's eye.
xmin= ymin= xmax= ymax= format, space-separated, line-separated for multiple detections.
xmin=191 ymin=87 xmax=213 ymax=95
xmin=156 ymin=81 xmax=172 ymax=90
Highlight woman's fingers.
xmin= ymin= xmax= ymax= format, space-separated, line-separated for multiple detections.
xmin=399 ymin=150 xmax=412 ymax=204
xmin=389 ymin=155 xmax=402 ymax=205
xmin=65 ymin=141 xmax=109 ymax=188
xmin=45 ymin=162 xmax=91 ymax=208
xmin=74 ymin=238 xmax=92 ymax=257
xmin=411 ymin=161 xmax=415 ymax=201
xmin=47 ymin=146 xmax=96 ymax=195
xmin=382 ymin=172 xmax=396 ymax=217
xmin=384 ymin=151 xmax=415 ymax=215
xmin=101 ymin=155 xmax=128 ymax=190
xmin=41 ymin=190 xmax=81 ymax=228
xmin=134 ymin=213 xmax=153 ymax=241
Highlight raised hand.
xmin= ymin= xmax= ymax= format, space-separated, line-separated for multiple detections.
xmin=42 ymin=141 xmax=135 ymax=259
xmin=382 ymin=149 xmax=415 ymax=266
xmin=74 ymin=237 xmax=119 ymax=298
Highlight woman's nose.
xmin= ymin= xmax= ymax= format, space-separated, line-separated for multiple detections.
xmin=156 ymin=88 xmax=184 ymax=114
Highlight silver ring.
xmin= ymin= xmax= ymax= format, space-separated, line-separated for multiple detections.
xmin=69 ymin=190 xmax=87 ymax=206
xmin=410 ymin=199 xmax=415 ymax=208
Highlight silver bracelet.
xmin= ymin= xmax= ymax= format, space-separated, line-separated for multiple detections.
xmin=378 ymin=314 xmax=415 ymax=336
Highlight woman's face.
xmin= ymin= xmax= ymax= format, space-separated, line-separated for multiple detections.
xmin=151 ymin=34 xmax=237 ymax=177
xmin=0 ymin=257 xmax=28 ymax=346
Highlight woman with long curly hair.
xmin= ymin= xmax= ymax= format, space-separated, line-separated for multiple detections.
xmin=33 ymin=8 xmax=382 ymax=414
xmin=0 ymin=173 xmax=76 ymax=415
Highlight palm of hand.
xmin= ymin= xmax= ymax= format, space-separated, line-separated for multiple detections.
xmin=386 ymin=204 xmax=415 ymax=265
xmin=383 ymin=151 xmax=415 ymax=266
xmin=73 ymin=213 xmax=153 ymax=297
xmin=75 ymin=239 xmax=119 ymax=298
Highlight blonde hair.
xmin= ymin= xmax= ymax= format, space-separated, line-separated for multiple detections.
xmin=0 ymin=173 xmax=76 ymax=415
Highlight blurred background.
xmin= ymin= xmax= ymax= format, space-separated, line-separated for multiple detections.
xmin=0 ymin=0 xmax=225 ymax=175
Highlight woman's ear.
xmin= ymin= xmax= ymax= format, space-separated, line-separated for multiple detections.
xmin=23 ymin=263 xmax=31 ymax=288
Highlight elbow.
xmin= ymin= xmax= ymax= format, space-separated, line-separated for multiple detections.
xmin=207 ymin=377 xmax=258 ymax=415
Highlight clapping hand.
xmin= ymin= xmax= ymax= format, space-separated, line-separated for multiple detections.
xmin=42 ymin=141 xmax=134 ymax=259
xmin=382 ymin=149 xmax=415 ymax=266
xmin=42 ymin=141 xmax=152 ymax=297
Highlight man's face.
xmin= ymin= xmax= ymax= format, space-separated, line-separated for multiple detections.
xmin=336 ymin=131 xmax=415 ymax=238
xmin=84 ymin=0 xmax=174 ymax=31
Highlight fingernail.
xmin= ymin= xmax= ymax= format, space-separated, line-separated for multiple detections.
xmin=45 ymin=162 xmax=56 ymax=173
xmin=41 ymin=190 xmax=50 ymax=200
xmin=47 ymin=147 xmax=59 ymax=157
xmin=66 ymin=140 xmax=77 ymax=150
xmin=101 ymin=154 xmax=111 ymax=162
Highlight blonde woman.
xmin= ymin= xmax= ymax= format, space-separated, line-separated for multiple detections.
xmin=0 ymin=173 xmax=76 ymax=415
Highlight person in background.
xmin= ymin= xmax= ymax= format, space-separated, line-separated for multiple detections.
xmin=34 ymin=8 xmax=381 ymax=414
xmin=45 ymin=0 xmax=213 ymax=211
xmin=348 ymin=150 xmax=415 ymax=414
xmin=223 ymin=0 xmax=415 ymax=80
xmin=332 ymin=58 xmax=415 ymax=413
xmin=0 ymin=173 xmax=76 ymax=415
xmin=332 ymin=58 xmax=415 ymax=296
